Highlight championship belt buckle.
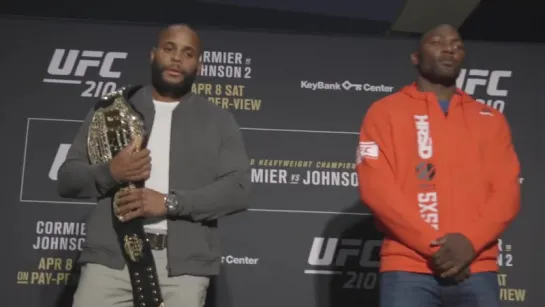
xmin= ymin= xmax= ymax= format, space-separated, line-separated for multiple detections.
xmin=86 ymin=85 xmax=165 ymax=307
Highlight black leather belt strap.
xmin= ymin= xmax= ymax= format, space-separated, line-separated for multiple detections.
xmin=112 ymin=193 xmax=164 ymax=307
xmin=104 ymin=87 xmax=164 ymax=307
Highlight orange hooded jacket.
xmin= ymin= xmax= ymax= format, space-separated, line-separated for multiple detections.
xmin=356 ymin=83 xmax=521 ymax=274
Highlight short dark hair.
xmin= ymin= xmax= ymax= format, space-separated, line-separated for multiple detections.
xmin=155 ymin=23 xmax=202 ymax=55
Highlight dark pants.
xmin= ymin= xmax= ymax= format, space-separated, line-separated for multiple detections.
xmin=380 ymin=271 xmax=500 ymax=307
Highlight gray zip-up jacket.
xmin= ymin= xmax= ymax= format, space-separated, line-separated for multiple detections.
xmin=57 ymin=85 xmax=251 ymax=277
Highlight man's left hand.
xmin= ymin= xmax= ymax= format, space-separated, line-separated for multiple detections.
xmin=115 ymin=188 xmax=167 ymax=222
xmin=430 ymin=233 xmax=476 ymax=279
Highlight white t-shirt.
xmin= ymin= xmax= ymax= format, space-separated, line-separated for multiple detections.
xmin=143 ymin=100 xmax=179 ymax=234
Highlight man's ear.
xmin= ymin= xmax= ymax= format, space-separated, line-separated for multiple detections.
xmin=150 ymin=47 xmax=156 ymax=63
xmin=410 ymin=51 xmax=419 ymax=66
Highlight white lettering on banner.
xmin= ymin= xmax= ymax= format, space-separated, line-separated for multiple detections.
xmin=301 ymin=80 xmax=395 ymax=92
xmin=307 ymin=238 xmax=380 ymax=268
xmin=301 ymin=81 xmax=342 ymax=91
xmin=457 ymin=69 xmax=511 ymax=96
xmin=414 ymin=115 xmax=432 ymax=159
xmin=362 ymin=83 xmax=394 ymax=93
xmin=456 ymin=69 xmax=512 ymax=113
xmin=36 ymin=221 xmax=86 ymax=236
xmin=43 ymin=49 xmax=128 ymax=98
xmin=200 ymin=65 xmax=247 ymax=79
xmin=33 ymin=237 xmax=85 ymax=251
xmin=342 ymin=81 xmax=394 ymax=92
xmin=47 ymin=49 xmax=126 ymax=78
xmin=201 ymin=51 xmax=244 ymax=65
xmin=198 ymin=51 xmax=252 ymax=79
xmin=418 ymin=192 xmax=439 ymax=230
xmin=497 ymin=239 xmax=514 ymax=267
xmin=304 ymin=237 xmax=381 ymax=290
xmin=80 ymin=80 xmax=118 ymax=98
xmin=220 ymin=255 xmax=259 ymax=265
xmin=33 ymin=221 xmax=86 ymax=251
xmin=250 ymin=168 xmax=358 ymax=186
xmin=301 ymin=171 xmax=358 ymax=187
xmin=251 ymin=168 xmax=288 ymax=184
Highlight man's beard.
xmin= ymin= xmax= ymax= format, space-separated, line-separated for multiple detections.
xmin=418 ymin=64 xmax=460 ymax=87
xmin=151 ymin=60 xmax=197 ymax=100
xmin=417 ymin=53 xmax=460 ymax=87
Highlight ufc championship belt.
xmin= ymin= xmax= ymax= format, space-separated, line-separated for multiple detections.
xmin=87 ymin=85 xmax=165 ymax=307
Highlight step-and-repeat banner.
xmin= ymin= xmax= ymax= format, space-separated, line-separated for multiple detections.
xmin=1 ymin=17 xmax=545 ymax=307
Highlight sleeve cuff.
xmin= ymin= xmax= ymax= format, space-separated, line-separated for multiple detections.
xmin=169 ymin=190 xmax=192 ymax=217
xmin=420 ymin=231 xmax=443 ymax=258
xmin=460 ymin=231 xmax=487 ymax=254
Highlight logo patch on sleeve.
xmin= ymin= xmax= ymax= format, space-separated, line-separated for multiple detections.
xmin=357 ymin=141 xmax=379 ymax=163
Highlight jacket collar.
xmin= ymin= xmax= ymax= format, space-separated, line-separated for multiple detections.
xmin=129 ymin=84 xmax=196 ymax=134
xmin=131 ymin=84 xmax=196 ymax=109
xmin=401 ymin=82 xmax=472 ymax=104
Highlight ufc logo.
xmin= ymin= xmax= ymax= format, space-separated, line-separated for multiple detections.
xmin=456 ymin=69 xmax=512 ymax=96
xmin=307 ymin=237 xmax=380 ymax=268
xmin=47 ymin=49 xmax=127 ymax=78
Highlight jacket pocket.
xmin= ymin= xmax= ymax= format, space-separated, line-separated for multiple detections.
xmin=173 ymin=220 xmax=219 ymax=261
xmin=82 ymin=199 xmax=119 ymax=252
xmin=206 ymin=225 xmax=220 ymax=257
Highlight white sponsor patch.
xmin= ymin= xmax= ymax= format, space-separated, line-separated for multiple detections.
xmin=356 ymin=141 xmax=379 ymax=163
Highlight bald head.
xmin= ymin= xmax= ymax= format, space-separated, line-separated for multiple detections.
xmin=410 ymin=23 xmax=465 ymax=86
xmin=419 ymin=24 xmax=460 ymax=48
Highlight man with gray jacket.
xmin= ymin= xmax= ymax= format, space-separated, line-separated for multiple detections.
xmin=57 ymin=24 xmax=251 ymax=307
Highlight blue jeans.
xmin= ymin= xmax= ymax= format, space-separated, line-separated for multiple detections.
xmin=380 ymin=271 xmax=500 ymax=307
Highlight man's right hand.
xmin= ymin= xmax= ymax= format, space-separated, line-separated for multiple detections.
xmin=109 ymin=138 xmax=151 ymax=182
xmin=430 ymin=257 xmax=471 ymax=283
xmin=451 ymin=266 xmax=471 ymax=283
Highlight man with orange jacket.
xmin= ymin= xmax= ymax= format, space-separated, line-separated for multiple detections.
xmin=356 ymin=24 xmax=521 ymax=307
